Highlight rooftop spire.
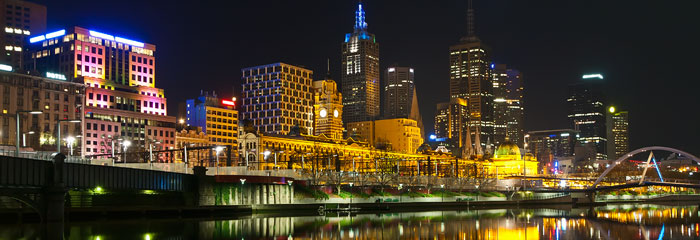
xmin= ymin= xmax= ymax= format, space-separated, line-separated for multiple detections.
xmin=354 ymin=1 xmax=368 ymax=31
xmin=462 ymin=0 xmax=480 ymax=42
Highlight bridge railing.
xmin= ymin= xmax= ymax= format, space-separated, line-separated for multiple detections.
xmin=0 ymin=150 xmax=90 ymax=164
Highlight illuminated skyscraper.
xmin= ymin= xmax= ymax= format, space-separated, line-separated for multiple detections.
xmin=0 ymin=0 xmax=46 ymax=69
xmin=434 ymin=98 xmax=469 ymax=147
xmin=241 ymin=63 xmax=314 ymax=135
xmin=493 ymin=64 xmax=524 ymax=147
xmin=567 ymin=74 xmax=607 ymax=160
xmin=313 ymin=74 xmax=344 ymax=140
xmin=341 ymin=2 xmax=379 ymax=124
xmin=383 ymin=66 xmax=414 ymax=119
xmin=607 ymin=107 xmax=629 ymax=158
xmin=25 ymin=27 xmax=176 ymax=160
xmin=449 ymin=0 xmax=493 ymax=151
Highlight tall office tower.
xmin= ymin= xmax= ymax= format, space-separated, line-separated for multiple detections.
xmin=0 ymin=0 xmax=45 ymax=69
xmin=567 ymin=74 xmax=607 ymax=160
xmin=383 ymin=66 xmax=414 ymax=119
xmin=341 ymin=2 xmax=379 ymax=124
xmin=607 ymin=107 xmax=629 ymax=158
xmin=241 ymin=63 xmax=314 ymax=135
xmin=493 ymin=64 xmax=524 ymax=146
xmin=449 ymin=0 xmax=493 ymax=151
xmin=434 ymin=98 xmax=469 ymax=147
xmin=0 ymin=65 xmax=84 ymax=154
xmin=313 ymin=74 xmax=344 ymax=140
xmin=185 ymin=91 xmax=239 ymax=151
xmin=25 ymin=27 xmax=176 ymax=160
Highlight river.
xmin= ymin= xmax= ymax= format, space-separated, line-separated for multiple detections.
xmin=1 ymin=203 xmax=698 ymax=239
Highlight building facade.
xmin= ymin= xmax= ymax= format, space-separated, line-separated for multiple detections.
xmin=341 ymin=3 xmax=380 ymax=124
xmin=0 ymin=67 xmax=84 ymax=154
xmin=527 ymin=129 xmax=579 ymax=169
xmin=448 ymin=3 xmax=493 ymax=152
xmin=383 ymin=66 xmax=414 ymax=119
xmin=24 ymin=27 xmax=176 ymax=161
xmin=241 ymin=62 xmax=314 ymax=135
xmin=567 ymin=74 xmax=607 ymax=160
xmin=185 ymin=91 xmax=239 ymax=151
xmin=493 ymin=64 xmax=524 ymax=147
xmin=0 ymin=0 xmax=45 ymax=69
xmin=312 ymin=76 xmax=343 ymax=140
xmin=434 ymin=97 xmax=469 ymax=148
xmin=348 ymin=118 xmax=423 ymax=154
xmin=607 ymin=107 xmax=629 ymax=159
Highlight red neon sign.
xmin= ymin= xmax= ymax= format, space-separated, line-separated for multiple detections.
xmin=222 ymin=99 xmax=235 ymax=106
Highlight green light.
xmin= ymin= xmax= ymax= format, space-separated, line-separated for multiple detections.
xmin=94 ymin=186 xmax=103 ymax=193
xmin=609 ymin=106 xmax=616 ymax=113
xmin=144 ymin=233 xmax=153 ymax=240
xmin=142 ymin=190 xmax=155 ymax=194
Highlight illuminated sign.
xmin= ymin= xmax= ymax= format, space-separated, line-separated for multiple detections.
xmin=89 ymin=30 xmax=114 ymax=41
xmin=115 ymin=36 xmax=144 ymax=47
xmin=29 ymin=29 xmax=65 ymax=43
xmin=494 ymin=98 xmax=506 ymax=102
xmin=560 ymin=133 xmax=570 ymax=137
xmin=0 ymin=64 xmax=12 ymax=72
xmin=46 ymin=72 xmax=67 ymax=80
xmin=221 ymin=99 xmax=235 ymax=106
xmin=582 ymin=74 xmax=604 ymax=79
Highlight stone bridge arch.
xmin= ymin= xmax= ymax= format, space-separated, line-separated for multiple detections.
xmin=0 ymin=191 xmax=44 ymax=221
xmin=592 ymin=146 xmax=700 ymax=188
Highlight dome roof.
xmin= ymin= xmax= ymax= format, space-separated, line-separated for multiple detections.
xmin=495 ymin=141 xmax=521 ymax=158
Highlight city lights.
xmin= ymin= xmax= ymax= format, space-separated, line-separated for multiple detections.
xmin=46 ymin=72 xmax=67 ymax=80
xmin=0 ymin=64 xmax=12 ymax=72
xmin=582 ymin=74 xmax=604 ymax=79
xmin=29 ymin=29 xmax=65 ymax=43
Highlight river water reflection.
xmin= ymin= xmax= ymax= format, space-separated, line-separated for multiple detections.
xmin=1 ymin=203 xmax=699 ymax=239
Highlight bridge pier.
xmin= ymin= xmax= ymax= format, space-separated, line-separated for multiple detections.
xmin=194 ymin=166 xmax=215 ymax=206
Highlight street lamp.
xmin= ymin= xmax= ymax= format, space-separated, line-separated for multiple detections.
xmin=440 ymin=184 xmax=445 ymax=202
xmin=122 ymin=140 xmax=131 ymax=163
xmin=349 ymin=182 xmax=354 ymax=207
xmin=215 ymin=146 xmax=224 ymax=175
xmin=56 ymin=119 xmax=81 ymax=154
xmin=475 ymin=185 xmax=480 ymax=201
xmin=22 ymin=131 xmax=35 ymax=147
xmin=287 ymin=180 xmax=294 ymax=204
xmin=15 ymin=110 xmax=42 ymax=157
xmin=398 ymin=184 xmax=403 ymax=202
xmin=66 ymin=136 xmax=76 ymax=156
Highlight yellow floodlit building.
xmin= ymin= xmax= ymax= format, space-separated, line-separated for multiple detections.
xmin=486 ymin=141 xmax=538 ymax=178
xmin=348 ymin=118 xmax=424 ymax=154
xmin=313 ymin=77 xmax=344 ymax=140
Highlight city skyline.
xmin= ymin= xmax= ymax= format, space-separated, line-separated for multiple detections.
xmin=28 ymin=0 xmax=700 ymax=156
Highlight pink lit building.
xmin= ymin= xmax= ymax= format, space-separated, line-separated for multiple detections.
xmin=24 ymin=26 xmax=176 ymax=161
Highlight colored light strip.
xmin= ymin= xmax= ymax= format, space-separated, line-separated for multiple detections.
xmin=582 ymin=74 xmax=604 ymax=79
xmin=46 ymin=72 xmax=67 ymax=80
xmin=89 ymin=30 xmax=114 ymax=41
xmin=652 ymin=157 xmax=664 ymax=182
xmin=45 ymin=29 xmax=66 ymax=39
xmin=29 ymin=29 xmax=65 ymax=43
xmin=115 ymin=36 xmax=144 ymax=47
xmin=0 ymin=64 xmax=12 ymax=71
xmin=29 ymin=35 xmax=45 ymax=43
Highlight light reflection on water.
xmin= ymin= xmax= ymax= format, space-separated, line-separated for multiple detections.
xmin=1 ymin=204 xmax=699 ymax=239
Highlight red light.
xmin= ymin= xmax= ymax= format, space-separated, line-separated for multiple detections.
xmin=221 ymin=99 xmax=235 ymax=106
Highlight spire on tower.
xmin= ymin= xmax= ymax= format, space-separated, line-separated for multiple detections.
xmin=462 ymin=0 xmax=480 ymax=42
xmin=354 ymin=1 xmax=368 ymax=31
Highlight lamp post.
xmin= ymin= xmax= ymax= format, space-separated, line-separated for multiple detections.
xmin=66 ymin=136 xmax=76 ymax=156
xmin=475 ymin=185 xmax=480 ymax=201
xmin=349 ymin=182 xmax=354 ymax=208
xmin=122 ymin=140 xmax=131 ymax=163
xmin=263 ymin=150 xmax=271 ymax=169
xmin=22 ymin=131 xmax=35 ymax=147
xmin=56 ymin=119 xmax=81 ymax=154
xmin=15 ymin=110 xmax=42 ymax=157
xmin=398 ymin=184 xmax=403 ymax=202
xmin=440 ymin=184 xmax=445 ymax=202
xmin=287 ymin=180 xmax=294 ymax=204
xmin=215 ymin=146 xmax=224 ymax=175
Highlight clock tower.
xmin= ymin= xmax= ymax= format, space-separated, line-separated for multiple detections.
xmin=313 ymin=74 xmax=344 ymax=140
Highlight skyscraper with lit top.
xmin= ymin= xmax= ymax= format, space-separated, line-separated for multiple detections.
xmin=341 ymin=2 xmax=379 ymax=124
xmin=567 ymin=73 xmax=607 ymax=160
xmin=24 ymin=27 xmax=176 ymax=161
xmin=449 ymin=0 xmax=494 ymax=151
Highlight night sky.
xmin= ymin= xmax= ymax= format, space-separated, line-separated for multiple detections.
xmin=34 ymin=0 xmax=700 ymax=156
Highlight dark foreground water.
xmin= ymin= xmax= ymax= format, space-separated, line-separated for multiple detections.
xmin=2 ymin=203 xmax=700 ymax=239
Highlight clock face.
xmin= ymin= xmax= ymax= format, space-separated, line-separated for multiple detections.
xmin=320 ymin=109 xmax=327 ymax=118
xmin=333 ymin=109 xmax=339 ymax=118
